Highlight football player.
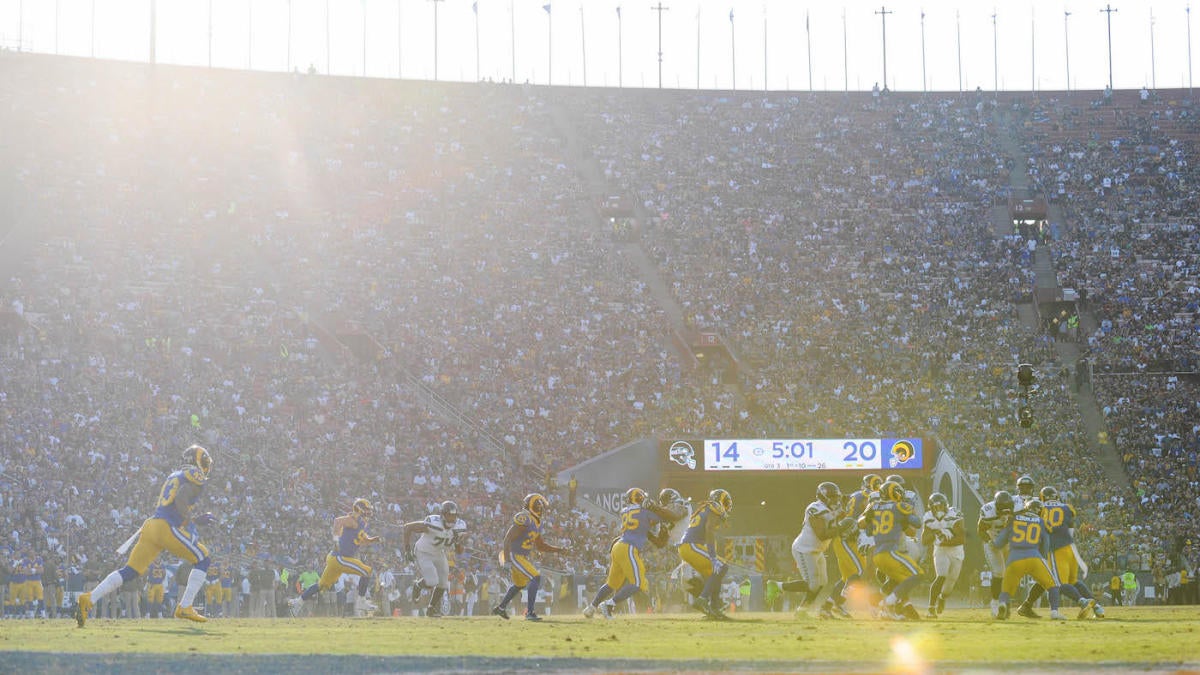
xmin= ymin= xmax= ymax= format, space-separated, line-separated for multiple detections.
xmin=820 ymin=476 xmax=879 ymax=618
xmin=403 ymin=500 xmax=467 ymax=618
xmin=204 ymin=561 xmax=223 ymax=617
xmin=992 ymin=498 xmax=1066 ymax=620
xmin=1014 ymin=474 xmax=1036 ymax=512
xmin=75 ymin=445 xmax=216 ymax=627
xmin=858 ymin=480 xmax=924 ymax=620
xmin=1015 ymin=486 xmax=1102 ymax=619
xmin=584 ymin=487 xmax=668 ymax=619
xmin=672 ymin=488 xmax=734 ymax=620
xmin=921 ymin=492 xmax=965 ymax=618
xmin=146 ymin=562 xmax=167 ymax=618
xmin=492 ymin=493 xmax=567 ymax=621
xmin=783 ymin=482 xmax=855 ymax=618
xmin=977 ymin=490 xmax=1014 ymax=617
xmin=290 ymin=498 xmax=380 ymax=617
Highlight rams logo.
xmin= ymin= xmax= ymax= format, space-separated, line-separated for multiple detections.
xmin=669 ymin=441 xmax=697 ymax=470
xmin=891 ymin=440 xmax=916 ymax=465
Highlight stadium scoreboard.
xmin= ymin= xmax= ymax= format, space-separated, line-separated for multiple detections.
xmin=666 ymin=437 xmax=923 ymax=472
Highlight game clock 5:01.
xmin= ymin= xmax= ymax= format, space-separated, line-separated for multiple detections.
xmin=704 ymin=438 xmax=923 ymax=471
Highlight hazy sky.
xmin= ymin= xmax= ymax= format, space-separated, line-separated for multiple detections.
xmin=2 ymin=0 xmax=1197 ymax=92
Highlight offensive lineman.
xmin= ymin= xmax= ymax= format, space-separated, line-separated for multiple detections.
xmin=403 ymin=500 xmax=468 ymax=618
xmin=921 ymin=492 xmax=965 ymax=618
xmin=782 ymin=482 xmax=855 ymax=618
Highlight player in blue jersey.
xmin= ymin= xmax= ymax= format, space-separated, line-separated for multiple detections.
xmin=492 ymin=493 xmax=567 ymax=621
xmin=583 ymin=487 xmax=672 ymax=618
xmin=146 ymin=562 xmax=167 ymax=618
xmin=858 ymin=480 xmax=923 ymax=620
xmin=821 ymin=475 xmax=880 ymax=617
xmin=1015 ymin=486 xmax=1103 ymax=619
xmin=671 ymin=488 xmax=733 ymax=620
xmin=992 ymin=497 xmax=1067 ymax=620
xmin=75 ymin=445 xmax=216 ymax=627
xmin=290 ymin=498 xmax=380 ymax=616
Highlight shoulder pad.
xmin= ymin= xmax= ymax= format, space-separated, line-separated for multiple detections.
xmin=980 ymin=503 xmax=996 ymax=518
xmin=453 ymin=520 xmax=467 ymax=532
xmin=807 ymin=501 xmax=829 ymax=516
xmin=513 ymin=512 xmax=529 ymax=526
xmin=425 ymin=514 xmax=444 ymax=529
xmin=896 ymin=502 xmax=914 ymax=516
xmin=922 ymin=511 xmax=937 ymax=524
xmin=182 ymin=467 xmax=207 ymax=486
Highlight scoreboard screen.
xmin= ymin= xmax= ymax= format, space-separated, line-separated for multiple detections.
xmin=665 ymin=438 xmax=923 ymax=472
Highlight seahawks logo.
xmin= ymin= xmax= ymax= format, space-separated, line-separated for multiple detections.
xmin=891 ymin=440 xmax=916 ymax=465
xmin=669 ymin=441 xmax=697 ymax=470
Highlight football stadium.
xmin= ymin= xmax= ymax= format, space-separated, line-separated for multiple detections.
xmin=1 ymin=1 xmax=1198 ymax=673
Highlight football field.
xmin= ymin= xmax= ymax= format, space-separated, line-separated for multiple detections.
xmin=3 ymin=606 xmax=1200 ymax=674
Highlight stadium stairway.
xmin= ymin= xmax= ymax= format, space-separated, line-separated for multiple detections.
xmin=994 ymin=106 xmax=1130 ymax=491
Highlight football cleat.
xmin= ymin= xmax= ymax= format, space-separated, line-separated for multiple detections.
xmin=936 ymin=593 xmax=946 ymax=615
xmin=1049 ymin=610 xmax=1067 ymax=621
xmin=816 ymin=606 xmax=835 ymax=620
xmin=491 ymin=605 xmax=510 ymax=620
xmin=174 ymin=605 xmax=208 ymax=623
xmin=1093 ymin=603 xmax=1106 ymax=618
xmin=425 ymin=605 xmax=443 ymax=618
xmin=1017 ymin=604 xmax=1041 ymax=619
xmin=75 ymin=592 xmax=93 ymax=628
xmin=831 ymin=603 xmax=853 ymax=619
xmin=996 ymin=603 xmax=1009 ymax=620
xmin=601 ymin=604 xmax=614 ymax=620
xmin=582 ymin=604 xmax=596 ymax=619
xmin=926 ymin=609 xmax=939 ymax=619
xmin=899 ymin=603 xmax=921 ymax=621
xmin=1077 ymin=598 xmax=1096 ymax=620
xmin=356 ymin=597 xmax=378 ymax=615
xmin=524 ymin=611 xmax=543 ymax=622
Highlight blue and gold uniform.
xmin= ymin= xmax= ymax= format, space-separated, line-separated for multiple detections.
xmin=858 ymin=481 xmax=922 ymax=616
xmin=1043 ymin=498 xmax=1080 ymax=585
xmin=76 ymin=445 xmax=216 ymax=627
xmin=146 ymin=563 xmax=166 ymax=615
xmin=492 ymin=493 xmax=565 ymax=621
xmin=678 ymin=501 xmax=723 ymax=579
xmin=604 ymin=501 xmax=663 ymax=596
xmin=205 ymin=563 xmax=222 ymax=610
xmin=992 ymin=503 xmax=1061 ymax=619
xmin=301 ymin=499 xmax=378 ymax=600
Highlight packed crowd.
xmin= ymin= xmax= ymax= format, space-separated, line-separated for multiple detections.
xmin=0 ymin=53 xmax=1196 ymax=619
xmin=1016 ymin=90 xmax=1200 ymax=571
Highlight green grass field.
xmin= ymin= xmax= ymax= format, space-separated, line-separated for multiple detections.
xmin=4 ymin=606 xmax=1200 ymax=673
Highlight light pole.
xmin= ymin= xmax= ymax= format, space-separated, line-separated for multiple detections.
xmin=1064 ymin=10 xmax=1072 ymax=90
xmin=876 ymin=6 xmax=893 ymax=89
xmin=1101 ymin=4 xmax=1118 ymax=91
xmin=1150 ymin=9 xmax=1157 ymax=90
xmin=652 ymin=3 xmax=669 ymax=88
xmin=992 ymin=9 xmax=998 ymax=94
xmin=431 ymin=0 xmax=445 ymax=80
xmin=920 ymin=9 xmax=926 ymax=92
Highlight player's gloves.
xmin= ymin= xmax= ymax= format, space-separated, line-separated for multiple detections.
xmin=194 ymin=512 xmax=216 ymax=526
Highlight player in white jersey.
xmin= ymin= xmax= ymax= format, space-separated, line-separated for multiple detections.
xmin=921 ymin=492 xmax=965 ymax=618
xmin=782 ymin=482 xmax=854 ymax=618
xmin=1013 ymin=475 xmax=1036 ymax=513
xmin=403 ymin=500 xmax=467 ymax=618
xmin=977 ymin=491 xmax=1014 ymax=617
